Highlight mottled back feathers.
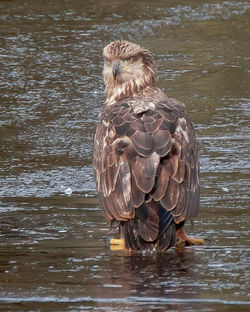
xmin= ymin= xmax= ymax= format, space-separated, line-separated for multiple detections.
xmin=93 ymin=88 xmax=200 ymax=226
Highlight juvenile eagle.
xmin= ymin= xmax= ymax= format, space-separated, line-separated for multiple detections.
xmin=93 ymin=40 xmax=204 ymax=251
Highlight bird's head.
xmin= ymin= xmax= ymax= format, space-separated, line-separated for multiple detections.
xmin=103 ymin=40 xmax=156 ymax=103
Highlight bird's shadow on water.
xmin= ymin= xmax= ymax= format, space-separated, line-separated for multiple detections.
xmin=94 ymin=246 xmax=203 ymax=304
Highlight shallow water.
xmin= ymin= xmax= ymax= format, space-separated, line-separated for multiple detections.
xmin=0 ymin=0 xmax=249 ymax=311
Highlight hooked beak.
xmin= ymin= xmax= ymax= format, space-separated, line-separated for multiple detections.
xmin=112 ymin=63 xmax=121 ymax=80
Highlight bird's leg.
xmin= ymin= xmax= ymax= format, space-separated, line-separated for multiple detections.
xmin=110 ymin=222 xmax=126 ymax=251
xmin=176 ymin=228 xmax=204 ymax=246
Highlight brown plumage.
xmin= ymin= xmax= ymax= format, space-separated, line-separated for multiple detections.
xmin=93 ymin=40 xmax=201 ymax=251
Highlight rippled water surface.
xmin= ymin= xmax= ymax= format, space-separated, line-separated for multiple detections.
xmin=0 ymin=0 xmax=249 ymax=311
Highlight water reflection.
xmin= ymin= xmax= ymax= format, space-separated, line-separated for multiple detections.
xmin=93 ymin=251 xmax=202 ymax=311
xmin=0 ymin=0 xmax=249 ymax=311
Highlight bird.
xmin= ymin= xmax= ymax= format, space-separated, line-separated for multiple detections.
xmin=93 ymin=40 xmax=204 ymax=251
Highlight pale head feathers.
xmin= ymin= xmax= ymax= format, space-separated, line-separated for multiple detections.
xmin=103 ymin=40 xmax=156 ymax=105
xmin=103 ymin=40 xmax=152 ymax=62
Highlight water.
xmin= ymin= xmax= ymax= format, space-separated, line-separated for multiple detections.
xmin=0 ymin=0 xmax=249 ymax=311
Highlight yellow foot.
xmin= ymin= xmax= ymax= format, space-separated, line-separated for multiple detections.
xmin=110 ymin=238 xmax=126 ymax=251
xmin=187 ymin=237 xmax=205 ymax=245
xmin=176 ymin=228 xmax=204 ymax=247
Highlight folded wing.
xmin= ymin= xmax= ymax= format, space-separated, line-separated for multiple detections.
xmin=93 ymin=97 xmax=200 ymax=227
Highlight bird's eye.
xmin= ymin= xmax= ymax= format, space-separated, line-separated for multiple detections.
xmin=126 ymin=57 xmax=134 ymax=64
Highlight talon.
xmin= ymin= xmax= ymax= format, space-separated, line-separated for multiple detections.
xmin=176 ymin=228 xmax=204 ymax=247
xmin=110 ymin=238 xmax=125 ymax=246
xmin=185 ymin=237 xmax=204 ymax=246
xmin=110 ymin=238 xmax=126 ymax=251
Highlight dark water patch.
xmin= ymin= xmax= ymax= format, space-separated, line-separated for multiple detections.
xmin=0 ymin=0 xmax=249 ymax=311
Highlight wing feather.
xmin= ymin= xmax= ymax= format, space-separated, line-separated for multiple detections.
xmin=132 ymin=152 xmax=160 ymax=193
xmin=93 ymin=94 xmax=200 ymax=226
xmin=151 ymin=165 xmax=169 ymax=201
xmin=160 ymin=178 xmax=180 ymax=211
xmin=131 ymin=174 xmax=145 ymax=207
xmin=131 ymin=130 xmax=154 ymax=157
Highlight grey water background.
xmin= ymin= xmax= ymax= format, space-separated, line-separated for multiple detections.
xmin=0 ymin=0 xmax=249 ymax=311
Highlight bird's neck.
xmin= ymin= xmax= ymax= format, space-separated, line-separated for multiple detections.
xmin=105 ymin=76 xmax=154 ymax=106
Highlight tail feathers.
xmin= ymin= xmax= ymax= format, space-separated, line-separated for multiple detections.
xmin=123 ymin=202 xmax=176 ymax=251
xmin=157 ymin=205 xmax=176 ymax=251
xmin=157 ymin=222 xmax=176 ymax=251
